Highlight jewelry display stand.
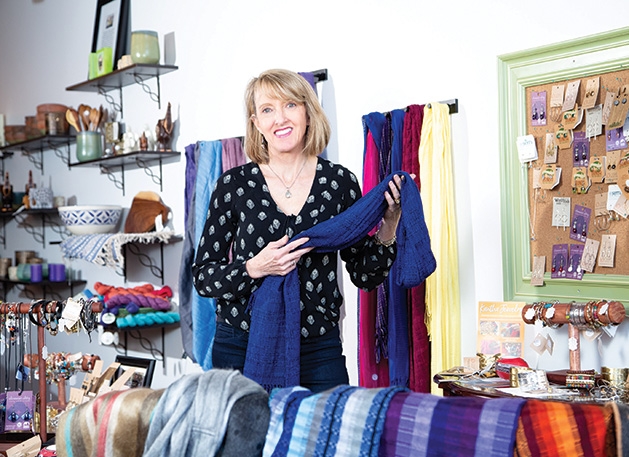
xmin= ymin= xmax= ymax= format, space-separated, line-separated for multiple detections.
xmin=521 ymin=301 xmax=625 ymax=383
xmin=0 ymin=300 xmax=102 ymax=442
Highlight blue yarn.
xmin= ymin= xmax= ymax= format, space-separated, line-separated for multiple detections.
xmin=244 ymin=171 xmax=436 ymax=391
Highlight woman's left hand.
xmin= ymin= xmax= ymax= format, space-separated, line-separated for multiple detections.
xmin=378 ymin=174 xmax=410 ymax=242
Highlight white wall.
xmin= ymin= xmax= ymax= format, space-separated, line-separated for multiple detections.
xmin=1 ymin=0 xmax=628 ymax=392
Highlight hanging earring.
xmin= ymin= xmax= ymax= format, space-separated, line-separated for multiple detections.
xmin=532 ymin=107 xmax=538 ymax=121
xmin=539 ymin=107 xmax=545 ymax=120
xmin=559 ymin=257 xmax=564 ymax=273
xmin=581 ymin=223 xmax=588 ymax=237
xmin=572 ymin=219 xmax=578 ymax=233
xmin=582 ymin=147 xmax=588 ymax=161
xmin=551 ymin=257 xmax=557 ymax=273
xmin=568 ymin=256 xmax=574 ymax=273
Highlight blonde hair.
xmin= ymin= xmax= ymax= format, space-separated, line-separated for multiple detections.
xmin=244 ymin=69 xmax=330 ymax=164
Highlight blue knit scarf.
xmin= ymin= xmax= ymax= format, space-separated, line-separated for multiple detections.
xmin=243 ymin=171 xmax=436 ymax=391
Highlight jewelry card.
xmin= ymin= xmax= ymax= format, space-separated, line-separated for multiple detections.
xmin=602 ymin=90 xmax=616 ymax=125
xmin=588 ymin=155 xmax=605 ymax=183
xmin=531 ymin=91 xmax=547 ymax=126
xmin=516 ymin=134 xmax=538 ymax=163
xmin=606 ymin=150 xmax=621 ymax=183
xmin=570 ymin=205 xmax=591 ymax=243
xmin=567 ymin=244 xmax=584 ymax=280
xmin=551 ymin=197 xmax=570 ymax=227
xmin=572 ymin=131 xmax=589 ymax=167
xmin=580 ymin=238 xmax=600 ymax=273
xmin=531 ymin=256 xmax=545 ymax=286
xmin=582 ymin=77 xmax=600 ymax=110
xmin=562 ymin=80 xmax=581 ymax=112
xmin=585 ymin=104 xmax=603 ymax=138
xmin=551 ymin=244 xmax=569 ymax=278
xmin=555 ymin=124 xmax=573 ymax=150
xmin=543 ymin=132 xmax=558 ymax=163
xmin=598 ymin=234 xmax=616 ymax=268
xmin=606 ymin=126 xmax=627 ymax=151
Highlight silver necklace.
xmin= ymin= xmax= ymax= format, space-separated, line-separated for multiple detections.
xmin=266 ymin=158 xmax=308 ymax=198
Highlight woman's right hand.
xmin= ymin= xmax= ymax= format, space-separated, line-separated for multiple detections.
xmin=245 ymin=235 xmax=312 ymax=279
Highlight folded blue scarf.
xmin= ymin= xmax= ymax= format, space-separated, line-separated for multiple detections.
xmin=243 ymin=171 xmax=436 ymax=391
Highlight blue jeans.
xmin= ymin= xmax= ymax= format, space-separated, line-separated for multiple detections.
xmin=212 ymin=321 xmax=349 ymax=393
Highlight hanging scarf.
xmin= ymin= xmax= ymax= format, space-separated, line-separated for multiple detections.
xmin=402 ymin=104 xmax=431 ymax=392
xmin=418 ymin=103 xmax=461 ymax=394
xmin=243 ymin=171 xmax=436 ymax=392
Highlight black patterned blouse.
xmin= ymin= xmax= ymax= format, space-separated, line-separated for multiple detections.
xmin=191 ymin=157 xmax=396 ymax=338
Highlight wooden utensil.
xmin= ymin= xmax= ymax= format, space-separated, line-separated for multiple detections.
xmin=78 ymin=104 xmax=91 ymax=132
xmin=89 ymin=108 xmax=100 ymax=131
xmin=65 ymin=109 xmax=81 ymax=132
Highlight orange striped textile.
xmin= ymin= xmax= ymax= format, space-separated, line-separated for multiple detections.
xmin=514 ymin=399 xmax=615 ymax=456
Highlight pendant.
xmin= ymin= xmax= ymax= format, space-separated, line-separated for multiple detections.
xmin=285 ymin=189 xmax=292 ymax=198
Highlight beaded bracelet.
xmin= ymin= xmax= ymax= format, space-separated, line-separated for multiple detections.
xmin=374 ymin=230 xmax=396 ymax=247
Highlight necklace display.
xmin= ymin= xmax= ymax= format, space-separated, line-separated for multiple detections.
xmin=266 ymin=158 xmax=308 ymax=198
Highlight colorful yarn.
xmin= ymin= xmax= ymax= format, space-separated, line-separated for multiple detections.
xmin=116 ymin=312 xmax=180 ymax=328
xmin=93 ymin=282 xmax=173 ymax=311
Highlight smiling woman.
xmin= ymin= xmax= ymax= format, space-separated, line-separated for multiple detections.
xmin=191 ymin=68 xmax=409 ymax=393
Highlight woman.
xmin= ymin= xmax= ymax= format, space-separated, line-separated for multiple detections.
xmin=192 ymin=68 xmax=404 ymax=392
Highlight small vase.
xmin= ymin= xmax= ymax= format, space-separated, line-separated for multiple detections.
xmin=130 ymin=30 xmax=160 ymax=65
xmin=76 ymin=131 xmax=104 ymax=162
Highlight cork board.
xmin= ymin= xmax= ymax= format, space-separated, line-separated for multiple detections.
xmin=525 ymin=68 xmax=629 ymax=276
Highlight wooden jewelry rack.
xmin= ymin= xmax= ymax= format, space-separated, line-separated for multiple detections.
xmin=521 ymin=300 xmax=625 ymax=373
xmin=0 ymin=300 xmax=102 ymax=443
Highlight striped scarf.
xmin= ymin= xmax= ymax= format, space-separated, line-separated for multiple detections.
xmin=264 ymin=385 xmax=406 ymax=457
xmin=56 ymin=388 xmax=164 ymax=457
xmin=379 ymin=391 xmax=526 ymax=457
xmin=514 ymin=399 xmax=614 ymax=456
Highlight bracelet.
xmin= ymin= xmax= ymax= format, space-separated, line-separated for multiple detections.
xmin=374 ymin=230 xmax=396 ymax=247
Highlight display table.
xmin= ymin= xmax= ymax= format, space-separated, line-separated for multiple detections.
xmin=434 ymin=369 xmax=605 ymax=402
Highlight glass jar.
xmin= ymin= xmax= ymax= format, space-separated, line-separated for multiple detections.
xmin=130 ymin=30 xmax=160 ymax=64
xmin=76 ymin=131 xmax=104 ymax=162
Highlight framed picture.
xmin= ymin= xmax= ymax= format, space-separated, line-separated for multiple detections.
xmin=91 ymin=0 xmax=130 ymax=65
xmin=112 ymin=356 xmax=156 ymax=388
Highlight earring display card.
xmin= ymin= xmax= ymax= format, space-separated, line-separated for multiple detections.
xmin=588 ymin=156 xmax=606 ymax=183
xmin=3 ymin=390 xmax=34 ymax=432
xmin=606 ymin=126 xmax=627 ymax=151
xmin=580 ymin=238 xmax=600 ymax=273
xmin=562 ymin=80 xmax=581 ymax=112
xmin=602 ymin=91 xmax=616 ymax=124
xmin=555 ymin=125 xmax=573 ymax=150
xmin=606 ymin=150 xmax=621 ymax=183
xmin=598 ymin=234 xmax=616 ymax=268
xmin=531 ymin=91 xmax=547 ymax=126
xmin=551 ymin=244 xmax=569 ymax=278
xmin=570 ymin=205 xmax=591 ymax=243
xmin=585 ymin=105 xmax=603 ymax=138
xmin=531 ymin=255 xmax=546 ymax=286
xmin=551 ymin=197 xmax=571 ymax=227
xmin=540 ymin=165 xmax=561 ymax=190
xmin=582 ymin=77 xmax=600 ymax=110
xmin=516 ymin=134 xmax=538 ymax=163
xmin=544 ymin=132 xmax=558 ymax=164
xmin=567 ymin=244 xmax=584 ymax=280
xmin=572 ymin=131 xmax=589 ymax=167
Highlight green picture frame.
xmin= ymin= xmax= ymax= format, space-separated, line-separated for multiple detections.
xmin=498 ymin=27 xmax=629 ymax=304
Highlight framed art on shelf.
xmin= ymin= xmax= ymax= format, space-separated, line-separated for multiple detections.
xmin=112 ymin=356 xmax=156 ymax=388
xmin=91 ymin=0 xmax=130 ymax=65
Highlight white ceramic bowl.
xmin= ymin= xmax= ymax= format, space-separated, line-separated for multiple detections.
xmin=57 ymin=205 xmax=122 ymax=236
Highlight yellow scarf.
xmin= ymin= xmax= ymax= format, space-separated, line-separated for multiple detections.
xmin=418 ymin=102 xmax=461 ymax=394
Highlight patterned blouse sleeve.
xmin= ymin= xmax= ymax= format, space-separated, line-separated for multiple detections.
xmin=191 ymin=174 xmax=261 ymax=300
xmin=339 ymin=170 xmax=397 ymax=291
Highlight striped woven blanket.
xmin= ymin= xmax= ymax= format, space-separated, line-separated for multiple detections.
xmin=514 ymin=399 xmax=614 ymax=456
xmin=264 ymin=385 xmax=406 ymax=457
xmin=379 ymin=391 xmax=526 ymax=457
xmin=56 ymin=388 xmax=164 ymax=457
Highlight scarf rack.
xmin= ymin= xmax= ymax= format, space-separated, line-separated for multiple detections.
xmin=0 ymin=300 xmax=102 ymax=442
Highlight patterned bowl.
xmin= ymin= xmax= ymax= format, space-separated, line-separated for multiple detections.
xmin=57 ymin=205 xmax=122 ymax=236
